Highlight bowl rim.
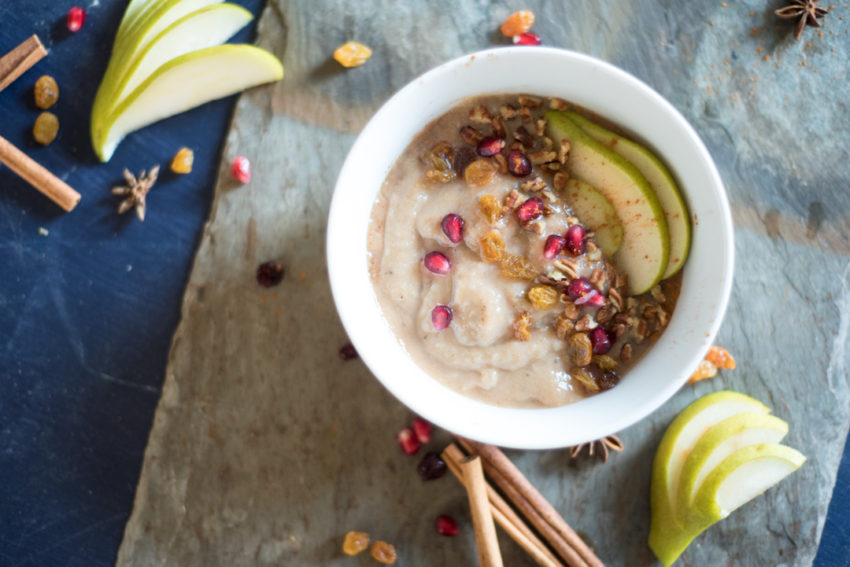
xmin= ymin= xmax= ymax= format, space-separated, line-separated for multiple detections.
xmin=327 ymin=46 xmax=734 ymax=449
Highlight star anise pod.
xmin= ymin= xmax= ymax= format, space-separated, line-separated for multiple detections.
xmin=569 ymin=434 xmax=624 ymax=464
xmin=112 ymin=166 xmax=160 ymax=221
xmin=775 ymin=0 xmax=829 ymax=40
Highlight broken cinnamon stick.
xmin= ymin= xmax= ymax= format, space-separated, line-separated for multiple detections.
xmin=0 ymin=135 xmax=81 ymax=211
xmin=460 ymin=455 xmax=504 ymax=567
xmin=0 ymin=35 xmax=47 ymax=92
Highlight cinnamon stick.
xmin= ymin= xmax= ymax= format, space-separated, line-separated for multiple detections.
xmin=0 ymin=35 xmax=47 ymax=92
xmin=460 ymin=455 xmax=504 ymax=567
xmin=459 ymin=438 xmax=604 ymax=567
xmin=443 ymin=444 xmax=563 ymax=567
xmin=0 ymin=135 xmax=81 ymax=211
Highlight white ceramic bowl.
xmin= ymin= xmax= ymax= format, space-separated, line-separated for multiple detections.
xmin=327 ymin=47 xmax=734 ymax=449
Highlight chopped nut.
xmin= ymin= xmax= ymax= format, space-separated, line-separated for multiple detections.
xmin=651 ymin=285 xmax=666 ymax=304
xmin=586 ymin=241 xmax=602 ymax=261
xmin=553 ymin=172 xmax=568 ymax=191
xmin=514 ymin=126 xmax=536 ymax=147
xmin=509 ymin=140 xmax=526 ymax=152
xmin=491 ymin=153 xmax=508 ymax=174
xmin=535 ymin=118 xmax=547 ymax=137
xmin=563 ymin=300 xmax=581 ymax=320
xmin=614 ymin=313 xmax=630 ymax=325
xmin=460 ymin=125 xmax=484 ymax=145
xmin=657 ymin=306 xmax=669 ymax=329
xmin=554 ymin=314 xmax=575 ymax=339
xmin=499 ymin=104 xmax=519 ymax=120
xmin=636 ymin=319 xmax=648 ymax=343
xmin=642 ymin=304 xmax=658 ymax=320
xmin=491 ymin=116 xmax=506 ymax=138
xmin=596 ymin=304 xmax=616 ymax=325
xmin=553 ymin=258 xmax=579 ymax=280
xmin=575 ymin=314 xmax=597 ymax=332
xmin=513 ymin=311 xmax=532 ymax=341
xmin=608 ymin=288 xmax=623 ymax=311
xmin=504 ymin=190 xmax=521 ymax=209
xmin=540 ymin=189 xmax=557 ymax=203
xmin=470 ymin=105 xmax=491 ymax=123
xmin=625 ymin=297 xmax=639 ymax=315
xmin=619 ymin=343 xmax=633 ymax=362
xmin=529 ymin=150 xmax=557 ymax=165
xmin=519 ymin=106 xmax=532 ymax=123
xmin=518 ymin=95 xmax=542 ymax=108
xmin=523 ymin=220 xmax=544 ymax=234
xmin=550 ymin=97 xmax=569 ymax=110
xmin=616 ymin=272 xmax=629 ymax=293
xmin=589 ymin=268 xmax=606 ymax=288
xmin=558 ymin=139 xmax=572 ymax=164
xmin=544 ymin=162 xmax=561 ymax=172
xmin=520 ymin=176 xmax=547 ymax=192
xmin=541 ymin=136 xmax=554 ymax=151
xmin=612 ymin=323 xmax=627 ymax=340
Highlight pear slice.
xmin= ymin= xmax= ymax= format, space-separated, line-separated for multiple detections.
xmin=676 ymin=413 xmax=788 ymax=516
xmin=563 ymin=179 xmax=624 ymax=256
xmin=545 ymin=111 xmax=669 ymax=295
xmin=96 ymin=45 xmax=283 ymax=161
xmin=116 ymin=0 xmax=158 ymax=43
xmin=694 ymin=444 xmax=805 ymax=522
xmin=648 ymin=391 xmax=770 ymax=566
xmin=113 ymin=4 xmax=254 ymax=109
xmin=565 ymin=111 xmax=691 ymax=278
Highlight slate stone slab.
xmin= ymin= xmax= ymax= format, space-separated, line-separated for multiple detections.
xmin=117 ymin=1 xmax=850 ymax=565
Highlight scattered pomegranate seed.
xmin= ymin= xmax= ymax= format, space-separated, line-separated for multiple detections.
xmin=412 ymin=417 xmax=432 ymax=443
xmin=567 ymin=277 xmax=593 ymax=301
xmin=543 ymin=235 xmax=566 ymax=260
xmin=507 ymin=150 xmax=532 ymax=177
xmin=397 ymin=427 xmax=421 ymax=456
xmin=513 ymin=32 xmax=542 ymax=45
xmin=431 ymin=305 xmax=453 ymax=330
xmin=417 ymin=451 xmax=447 ymax=481
xmin=435 ymin=515 xmax=460 ymax=537
xmin=256 ymin=260 xmax=284 ymax=287
xmin=232 ymin=156 xmax=251 ymax=183
xmin=441 ymin=213 xmax=465 ymax=244
xmin=565 ymin=225 xmax=587 ymax=256
xmin=339 ymin=342 xmax=358 ymax=360
xmin=476 ymin=136 xmax=505 ymax=157
xmin=424 ymin=251 xmax=451 ymax=275
xmin=516 ymin=197 xmax=544 ymax=222
xmin=66 ymin=6 xmax=86 ymax=32
xmin=589 ymin=327 xmax=613 ymax=354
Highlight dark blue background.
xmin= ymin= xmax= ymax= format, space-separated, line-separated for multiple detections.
xmin=0 ymin=1 xmax=847 ymax=566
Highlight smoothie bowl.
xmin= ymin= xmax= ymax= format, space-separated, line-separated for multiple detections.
xmin=327 ymin=47 xmax=733 ymax=449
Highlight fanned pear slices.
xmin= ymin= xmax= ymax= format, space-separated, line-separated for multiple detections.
xmin=565 ymin=111 xmax=691 ymax=278
xmin=546 ymin=111 xmax=669 ymax=295
xmin=97 ymin=45 xmax=283 ymax=162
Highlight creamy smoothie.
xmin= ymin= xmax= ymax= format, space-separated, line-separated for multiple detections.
xmin=367 ymin=94 xmax=683 ymax=408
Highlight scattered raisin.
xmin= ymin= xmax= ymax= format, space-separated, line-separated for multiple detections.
xmin=513 ymin=311 xmax=532 ymax=341
xmin=452 ymin=147 xmax=477 ymax=176
xmin=425 ymin=141 xmax=456 ymax=183
xmin=528 ymin=285 xmax=559 ymax=309
xmin=499 ymin=254 xmax=536 ymax=281
xmin=333 ymin=41 xmax=372 ymax=67
xmin=170 ymin=147 xmax=194 ymax=174
xmin=339 ymin=342 xmax=358 ymax=360
xmin=554 ymin=314 xmax=575 ymax=339
xmin=417 ymin=451 xmax=447 ymax=480
xmin=370 ymin=541 xmax=398 ymax=564
xmin=464 ymin=159 xmax=495 ymax=187
xmin=479 ymin=195 xmax=502 ymax=224
xmin=342 ymin=531 xmax=370 ymax=555
xmin=34 ymin=75 xmax=59 ymax=109
xmin=572 ymin=367 xmax=599 ymax=392
xmin=597 ymin=370 xmax=620 ymax=391
xmin=567 ymin=332 xmax=593 ymax=367
xmin=32 ymin=112 xmax=59 ymax=146
xmin=256 ymin=260 xmax=285 ymax=287
xmin=479 ymin=231 xmax=506 ymax=263
xmin=592 ymin=354 xmax=618 ymax=371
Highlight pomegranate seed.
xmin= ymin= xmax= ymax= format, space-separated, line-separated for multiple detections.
xmin=412 ymin=417 xmax=432 ymax=443
xmin=339 ymin=342 xmax=358 ymax=360
xmin=581 ymin=289 xmax=606 ymax=308
xmin=516 ymin=197 xmax=544 ymax=222
xmin=543 ymin=235 xmax=566 ymax=260
xmin=441 ymin=213 xmax=464 ymax=244
xmin=567 ymin=277 xmax=593 ymax=301
xmin=417 ymin=451 xmax=447 ymax=480
xmin=513 ymin=32 xmax=542 ymax=46
xmin=256 ymin=260 xmax=284 ymax=287
xmin=232 ymin=156 xmax=251 ymax=183
xmin=397 ymin=428 xmax=421 ymax=455
xmin=589 ymin=327 xmax=613 ymax=354
xmin=435 ymin=515 xmax=460 ymax=537
xmin=67 ymin=6 xmax=85 ymax=32
xmin=507 ymin=150 xmax=532 ymax=177
xmin=424 ymin=251 xmax=451 ymax=275
xmin=565 ymin=225 xmax=587 ymax=256
xmin=431 ymin=305 xmax=453 ymax=330
xmin=477 ymin=136 xmax=505 ymax=157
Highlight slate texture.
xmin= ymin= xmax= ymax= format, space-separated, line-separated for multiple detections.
xmin=117 ymin=1 xmax=850 ymax=565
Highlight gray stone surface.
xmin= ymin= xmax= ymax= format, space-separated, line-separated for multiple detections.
xmin=117 ymin=1 xmax=850 ymax=565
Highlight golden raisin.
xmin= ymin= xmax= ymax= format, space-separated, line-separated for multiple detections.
xmin=554 ymin=314 xmax=575 ymax=339
xmin=34 ymin=75 xmax=59 ymax=109
xmin=170 ymin=147 xmax=194 ymax=174
xmin=424 ymin=141 xmax=456 ymax=183
xmin=464 ymin=159 xmax=495 ymax=188
xmin=333 ymin=41 xmax=372 ymax=67
xmin=370 ymin=541 xmax=398 ymax=564
xmin=688 ymin=360 xmax=718 ymax=384
xmin=572 ymin=367 xmax=600 ymax=392
xmin=513 ymin=311 xmax=532 ymax=341
xmin=592 ymin=354 xmax=618 ymax=371
xmin=499 ymin=254 xmax=537 ymax=281
xmin=342 ymin=531 xmax=370 ymax=555
xmin=705 ymin=345 xmax=736 ymax=370
xmin=500 ymin=10 xmax=535 ymax=37
xmin=33 ymin=112 xmax=59 ymax=146
xmin=480 ymin=231 xmax=506 ymax=263
xmin=479 ymin=194 xmax=503 ymax=223
xmin=567 ymin=332 xmax=593 ymax=367
xmin=528 ymin=285 xmax=559 ymax=309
